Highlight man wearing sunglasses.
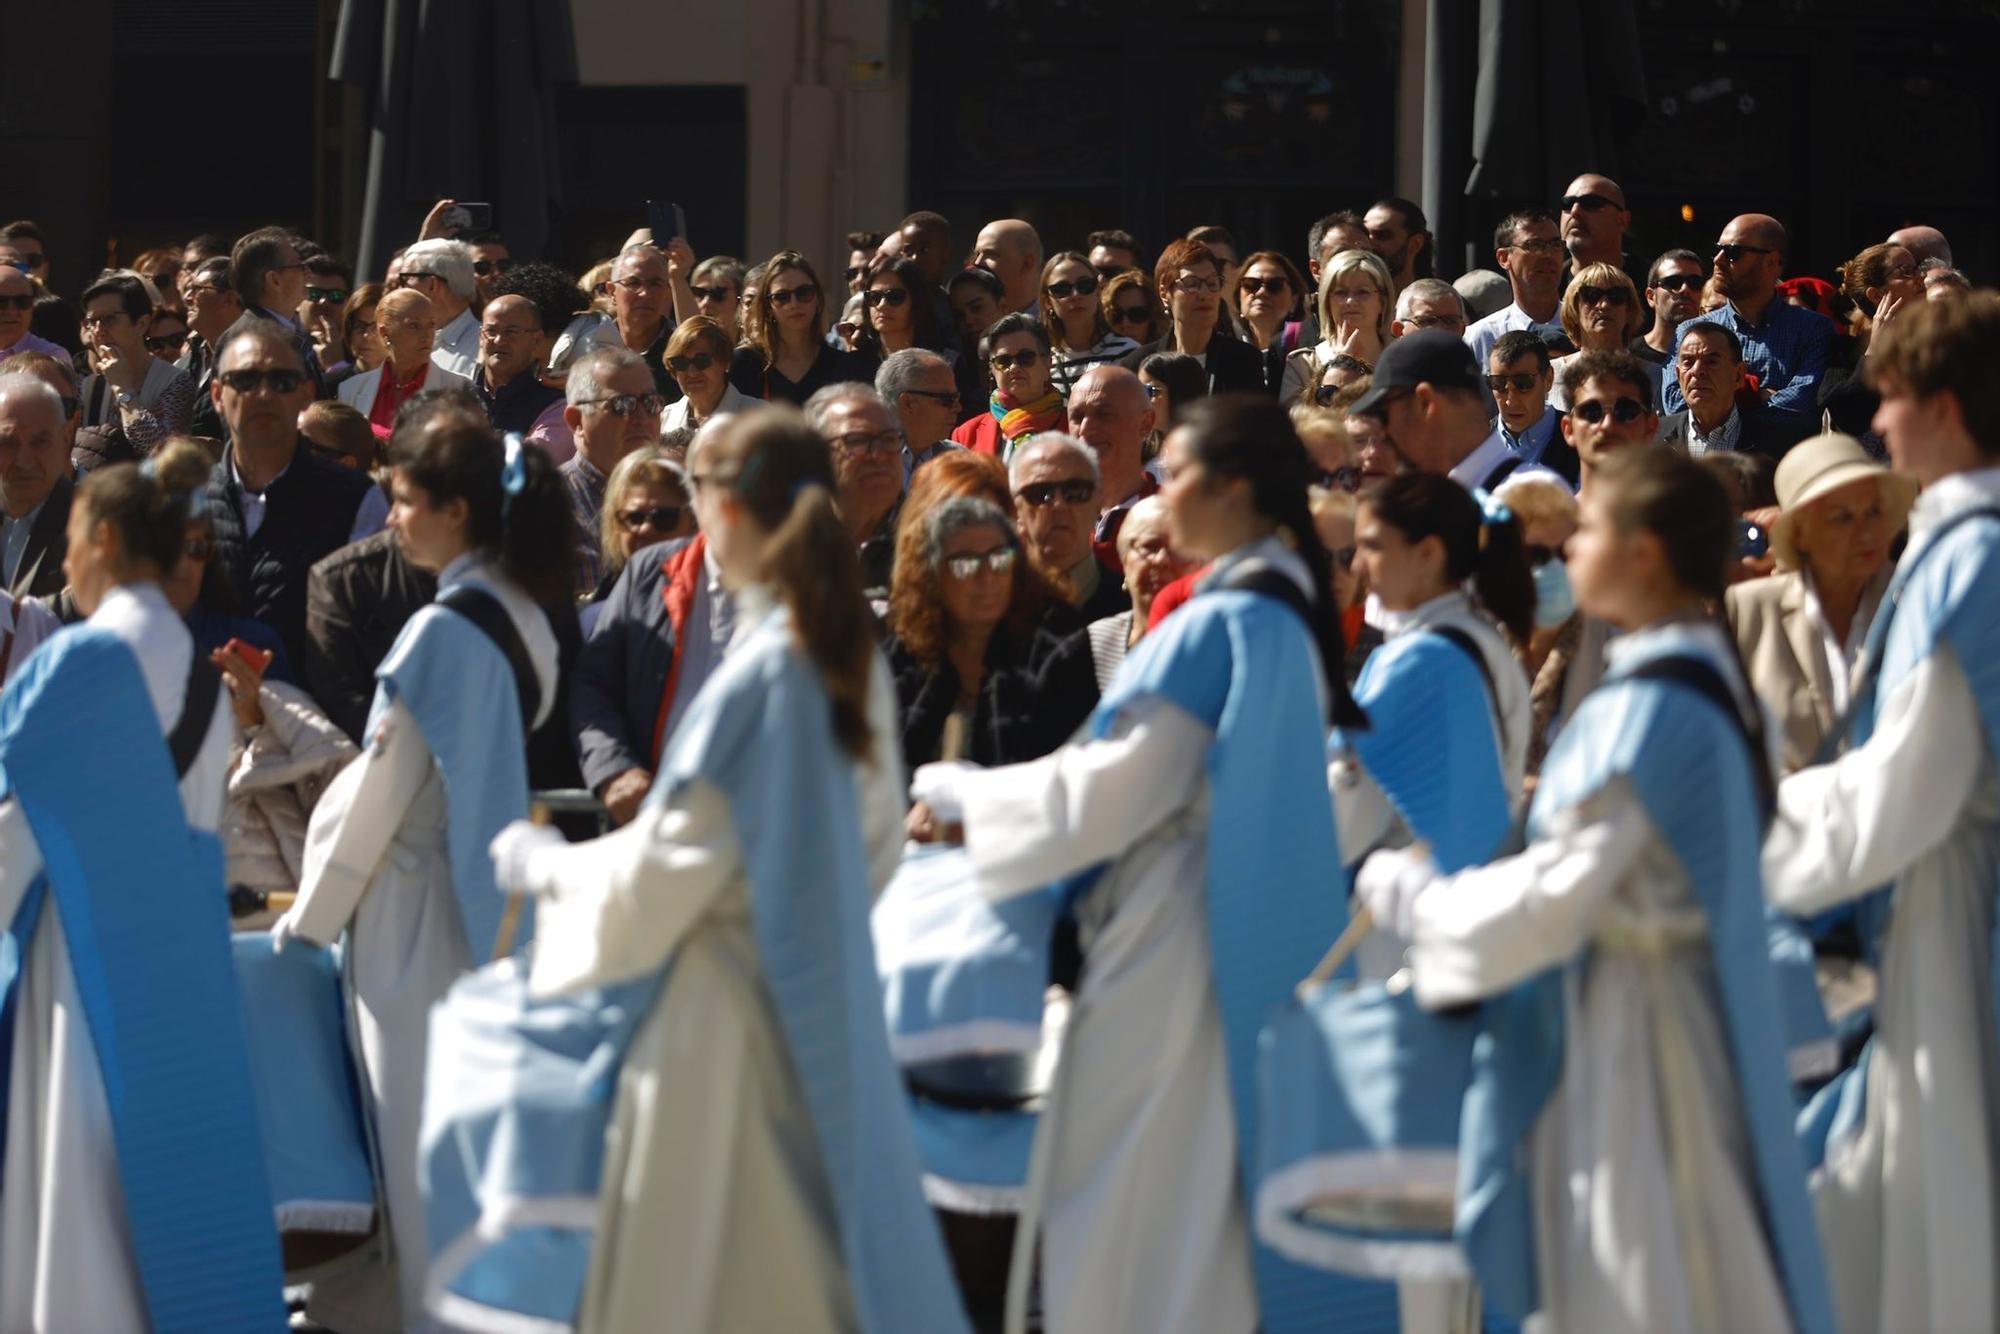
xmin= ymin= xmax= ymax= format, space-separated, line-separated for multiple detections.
xmin=0 ymin=220 xmax=49 ymax=285
xmin=466 ymin=231 xmax=513 ymax=306
xmin=398 ymin=238 xmax=482 ymax=379
xmin=1351 ymin=330 xmax=1567 ymax=493
xmin=1484 ymin=330 xmax=1578 ymax=489
xmin=1010 ymin=433 xmax=1126 ymax=623
xmin=1557 ymin=173 xmax=1632 ymax=275
xmin=223 ymin=227 xmax=328 ymax=401
xmin=0 ymin=266 xmax=68 ymax=364
xmin=1557 ymin=350 xmax=1662 ymax=487
xmin=1661 ymin=213 xmax=1832 ymax=430
xmin=1634 ymin=250 xmax=1706 ymax=368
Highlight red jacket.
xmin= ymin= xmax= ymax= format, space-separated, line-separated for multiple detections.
xmin=950 ymin=412 xmax=1005 ymax=457
xmin=648 ymin=534 xmax=708 ymax=765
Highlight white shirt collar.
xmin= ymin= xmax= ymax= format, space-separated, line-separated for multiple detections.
xmin=1909 ymin=465 xmax=2000 ymax=538
xmin=1199 ymin=532 xmax=1314 ymax=599
xmin=1381 ymin=588 xmax=1472 ymax=641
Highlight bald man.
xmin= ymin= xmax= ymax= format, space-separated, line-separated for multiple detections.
xmin=973 ymin=219 xmax=1044 ymax=316
xmin=1887 ymin=224 xmax=1953 ymax=268
xmin=1558 ymin=173 xmax=1632 ymax=271
xmin=1660 ymin=213 xmax=1832 ymax=425
xmin=1065 ymin=364 xmax=1158 ymax=567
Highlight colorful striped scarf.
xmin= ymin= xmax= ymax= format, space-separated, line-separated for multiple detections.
xmin=990 ymin=388 xmax=1065 ymax=443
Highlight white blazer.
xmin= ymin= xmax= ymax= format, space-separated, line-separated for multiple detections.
xmin=336 ymin=361 xmax=474 ymax=418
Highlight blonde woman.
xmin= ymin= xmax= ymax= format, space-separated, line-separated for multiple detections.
xmin=590 ymin=446 xmax=696 ymax=604
xmin=1550 ymin=262 xmax=1644 ymax=409
xmin=1280 ymin=248 xmax=1394 ymax=402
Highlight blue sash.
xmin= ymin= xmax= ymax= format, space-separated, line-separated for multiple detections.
xmin=1089 ymin=587 xmax=1354 ymax=1330
xmin=0 ymin=628 xmax=284 ymax=1331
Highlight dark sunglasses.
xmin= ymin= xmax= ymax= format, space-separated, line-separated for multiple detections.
xmin=1110 ymin=304 xmax=1152 ymax=325
xmin=1315 ymin=466 xmax=1363 ymax=493
xmin=1045 ymin=276 xmax=1099 ymax=300
xmin=472 ymin=258 xmax=515 ymax=277
xmin=617 ymin=504 xmax=684 ymax=532
xmin=1572 ymin=396 xmax=1647 ymax=425
xmin=1093 ymin=265 xmax=1129 ymax=285
xmin=397 ymin=271 xmax=441 ymax=288
xmin=1652 ymin=272 xmax=1702 ymax=292
xmin=306 ymin=286 xmax=350 ymax=304
xmin=690 ymin=284 xmax=734 ymax=303
xmin=183 ymin=536 xmax=215 ymax=561
xmin=1239 ymin=276 xmax=1290 ymax=295
xmin=863 ymin=287 xmax=910 ymax=308
xmin=1559 ymin=193 xmax=1620 ymax=212
xmin=217 ymin=368 xmax=306 ymax=394
xmin=902 ymin=388 xmax=960 ymax=407
xmin=1524 ymin=543 xmax=1562 ymax=568
xmin=1018 ymin=478 xmax=1095 ymax=507
xmin=0 ymin=294 xmax=34 ymax=312
xmin=1314 ymin=382 xmax=1344 ymax=405
xmin=581 ymin=392 xmax=668 ymax=417
xmin=145 ymin=332 xmax=187 ymax=354
xmin=768 ymin=284 xmax=818 ymax=307
xmin=842 ymin=265 xmax=865 ymax=282
xmin=1577 ymin=285 xmax=1629 ymax=306
xmin=666 ymin=352 xmax=717 ymax=373
xmin=989 ymin=350 xmax=1044 ymax=371
xmin=1714 ymin=243 xmax=1775 ymax=263
xmin=1485 ymin=372 xmax=1542 ymax=393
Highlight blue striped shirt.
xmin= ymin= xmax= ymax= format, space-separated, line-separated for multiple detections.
xmin=1663 ymin=299 xmax=1833 ymax=418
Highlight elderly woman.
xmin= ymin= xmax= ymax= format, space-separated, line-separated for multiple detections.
xmin=659 ymin=315 xmax=750 ymax=432
xmin=1550 ymin=262 xmax=1644 ymax=409
xmin=336 ymin=286 xmax=471 ymax=435
xmin=884 ymin=494 xmax=1098 ymax=772
xmin=1042 ymin=251 xmax=1140 ymax=394
xmin=590 ymin=446 xmax=696 ymax=607
xmin=1117 ymin=237 xmax=1265 ymax=394
xmin=950 ymin=312 xmax=1065 ymax=459
xmin=1727 ymin=432 xmax=1917 ymax=773
xmin=1279 ymin=247 xmax=1395 ymax=401
xmin=1083 ymin=494 xmax=1189 ymax=687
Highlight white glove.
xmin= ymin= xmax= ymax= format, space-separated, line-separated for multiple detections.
xmin=269 ymin=907 xmax=301 ymax=953
xmin=908 ymin=761 xmax=976 ymax=825
xmin=490 ymin=820 xmax=567 ymax=897
xmin=1354 ymin=843 xmax=1440 ymax=942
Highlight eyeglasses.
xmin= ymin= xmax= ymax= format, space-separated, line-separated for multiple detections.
xmin=396 ymin=271 xmax=439 ymax=288
xmin=1110 ymin=304 xmax=1152 ymax=326
xmin=612 ymin=276 xmax=670 ymax=295
xmin=617 ymin=504 xmax=685 ymax=532
xmin=1093 ymin=265 xmax=1129 ymax=285
xmin=690 ymin=284 xmax=734 ymax=303
xmin=1577 ymin=285 xmax=1629 ymax=306
xmin=1509 ymin=238 xmax=1564 ymax=254
xmin=306 ymin=286 xmax=350 ymax=304
xmin=901 ymin=388 xmax=960 ymax=407
xmin=1651 ymin=273 xmax=1701 ymax=292
xmin=943 ymin=547 xmax=1017 ymax=580
xmin=989 ymin=350 xmax=1044 ymax=371
xmin=183 ymin=536 xmax=215 ymax=561
xmin=1400 ymin=313 xmax=1458 ymax=331
xmin=579 ymin=392 xmax=667 ymax=417
xmin=1017 ymin=478 xmax=1096 ymax=507
xmin=1045 ymin=276 xmax=1100 ymax=300
xmin=1884 ymin=264 xmax=1920 ymax=283
xmin=666 ymin=352 xmax=717 ymax=373
xmin=217 ymin=368 xmax=307 ymax=394
xmin=832 ymin=429 xmax=902 ymax=456
xmin=863 ymin=287 xmax=910 ymax=308
xmin=1571 ymin=396 xmax=1648 ymax=425
xmin=0 ymin=293 xmax=32 ymax=312
xmin=1171 ymin=275 xmax=1223 ymax=295
xmin=480 ymin=324 xmax=540 ymax=342
xmin=1485 ymin=372 xmax=1543 ymax=394
xmin=1238 ymin=276 xmax=1289 ymax=295
xmin=145 ymin=332 xmax=187 ymax=355
xmin=1714 ymin=243 xmax=1775 ymax=263
xmin=472 ymin=258 xmax=515 ymax=277
xmin=767 ymin=284 xmax=818 ymax=307
xmin=1314 ymin=466 xmax=1363 ymax=493
xmin=1559 ymin=193 xmax=1620 ymax=213
xmin=1523 ymin=543 xmax=1562 ymax=568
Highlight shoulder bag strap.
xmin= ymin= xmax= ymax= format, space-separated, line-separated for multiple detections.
xmin=437 ymin=584 xmax=542 ymax=735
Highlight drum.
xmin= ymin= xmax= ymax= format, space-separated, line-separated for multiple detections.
xmin=1255 ymin=976 xmax=1480 ymax=1282
xmin=231 ymin=934 xmax=377 ymax=1276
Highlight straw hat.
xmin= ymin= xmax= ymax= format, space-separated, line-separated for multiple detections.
xmin=1768 ymin=432 xmax=1918 ymax=571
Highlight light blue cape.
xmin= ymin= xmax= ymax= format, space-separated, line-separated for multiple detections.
xmin=0 ymin=628 xmax=284 ymax=1331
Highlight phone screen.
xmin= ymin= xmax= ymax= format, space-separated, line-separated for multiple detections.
xmin=645 ymin=200 xmax=688 ymax=248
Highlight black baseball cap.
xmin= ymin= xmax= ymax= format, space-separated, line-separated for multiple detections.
xmin=1348 ymin=330 xmax=1484 ymax=419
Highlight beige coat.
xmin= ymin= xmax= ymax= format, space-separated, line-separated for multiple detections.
xmin=222 ymin=679 xmax=358 ymax=898
xmin=1726 ymin=568 xmax=1885 ymax=774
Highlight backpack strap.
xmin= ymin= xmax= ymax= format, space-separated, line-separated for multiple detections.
xmin=1430 ymin=623 xmax=1507 ymax=760
xmin=1212 ymin=557 xmax=1313 ymax=632
xmin=1481 ymin=453 xmax=1524 ymax=490
xmin=1626 ymin=652 xmax=1775 ymax=822
xmin=166 ymin=650 xmax=222 ymax=779
xmin=436 ymin=584 xmax=541 ymax=735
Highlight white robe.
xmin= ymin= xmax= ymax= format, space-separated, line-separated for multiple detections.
xmin=0 ymin=581 xmax=232 ymax=1334
xmin=1765 ymin=605 xmax=2000 ymax=1326
xmin=1362 ymin=625 xmax=1797 ymax=1334
xmin=522 ymin=653 xmax=905 ymax=1334
xmin=286 ymin=556 xmax=559 ymax=1332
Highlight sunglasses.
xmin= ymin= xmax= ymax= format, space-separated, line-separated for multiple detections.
xmin=183 ymin=536 xmax=215 ymax=561
xmin=1485 ymin=372 xmax=1543 ymax=393
xmin=1559 ymin=193 xmax=1620 ymax=212
xmin=1239 ymin=276 xmax=1289 ymax=295
xmin=617 ymin=504 xmax=685 ymax=532
xmin=1315 ymin=466 xmax=1363 ymax=494
xmin=1110 ymin=304 xmax=1152 ymax=325
xmin=1577 ymin=285 xmax=1629 ymax=306
xmin=472 ymin=258 xmax=515 ymax=277
xmin=1018 ymin=478 xmax=1095 ymax=507
xmin=767 ymin=284 xmax=818 ymax=307
xmin=902 ymin=388 xmax=960 ymax=407
xmin=863 ymin=287 xmax=910 ymax=308
xmin=396 ymin=271 xmax=440 ymax=287
xmin=989 ymin=350 xmax=1044 ymax=371
xmin=1523 ymin=543 xmax=1562 ymax=568
xmin=690 ymin=284 xmax=734 ymax=303
xmin=666 ymin=352 xmax=717 ymax=373
xmin=145 ymin=332 xmax=187 ymax=354
xmin=580 ymin=392 xmax=667 ymax=417
xmin=218 ymin=368 xmax=306 ymax=394
xmin=1651 ymin=273 xmax=1702 ymax=292
xmin=1571 ymin=396 xmax=1647 ymax=425
xmin=1045 ymin=276 xmax=1099 ymax=300
xmin=307 ymin=286 xmax=350 ymax=303
xmin=1714 ymin=243 xmax=1775 ymax=263
xmin=843 ymin=265 xmax=865 ymax=282
xmin=944 ymin=547 xmax=1018 ymax=580
xmin=1314 ymin=382 xmax=1344 ymax=405
xmin=0 ymin=294 xmax=35 ymax=312
xmin=1093 ymin=265 xmax=1129 ymax=285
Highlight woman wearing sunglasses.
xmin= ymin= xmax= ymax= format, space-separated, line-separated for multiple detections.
xmin=727 ymin=251 xmax=873 ymax=406
xmin=856 ymin=254 xmax=984 ymax=410
xmin=1233 ymin=250 xmax=1310 ymax=394
xmin=658 ymin=316 xmax=750 ymax=432
xmin=586 ymin=446 xmax=696 ymax=616
xmin=1550 ymin=263 xmax=1644 ymax=410
xmin=1100 ymin=269 xmax=1165 ymax=348
xmin=1042 ymin=251 xmax=1139 ymax=394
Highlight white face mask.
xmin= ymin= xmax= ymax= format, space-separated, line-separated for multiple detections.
xmin=1532 ymin=557 xmax=1575 ymax=628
